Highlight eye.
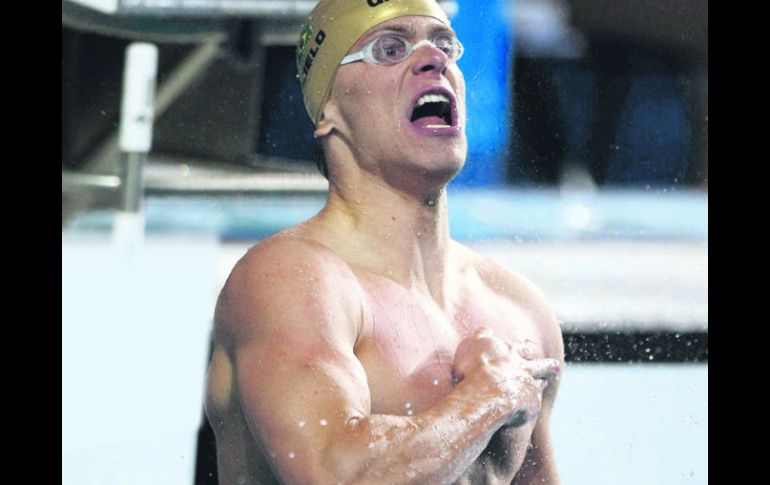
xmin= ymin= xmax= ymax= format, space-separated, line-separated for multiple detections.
xmin=372 ymin=35 xmax=408 ymax=64
xmin=433 ymin=34 xmax=459 ymax=58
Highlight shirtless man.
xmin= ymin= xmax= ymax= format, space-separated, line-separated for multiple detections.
xmin=204 ymin=1 xmax=564 ymax=483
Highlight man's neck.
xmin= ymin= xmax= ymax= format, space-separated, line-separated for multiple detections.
xmin=315 ymin=172 xmax=455 ymax=308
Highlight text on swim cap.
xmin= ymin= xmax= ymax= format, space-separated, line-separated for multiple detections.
xmin=300 ymin=30 xmax=327 ymax=86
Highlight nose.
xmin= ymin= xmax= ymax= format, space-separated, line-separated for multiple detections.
xmin=410 ymin=42 xmax=448 ymax=77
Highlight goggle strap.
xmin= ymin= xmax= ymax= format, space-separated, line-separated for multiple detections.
xmin=340 ymin=51 xmax=366 ymax=65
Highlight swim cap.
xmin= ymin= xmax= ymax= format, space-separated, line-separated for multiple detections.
xmin=296 ymin=0 xmax=451 ymax=127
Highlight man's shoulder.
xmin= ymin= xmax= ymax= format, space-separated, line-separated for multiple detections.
xmin=214 ymin=230 xmax=363 ymax=345
xmin=233 ymin=229 xmax=352 ymax=281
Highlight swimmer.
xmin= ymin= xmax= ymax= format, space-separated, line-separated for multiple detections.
xmin=205 ymin=1 xmax=564 ymax=483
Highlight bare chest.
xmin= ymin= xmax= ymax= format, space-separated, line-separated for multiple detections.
xmin=355 ymin=276 xmax=541 ymax=413
xmin=353 ymin=275 xmax=542 ymax=481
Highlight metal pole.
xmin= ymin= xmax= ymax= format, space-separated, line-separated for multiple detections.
xmin=113 ymin=42 xmax=158 ymax=247
xmin=120 ymin=152 xmax=144 ymax=211
xmin=118 ymin=42 xmax=158 ymax=213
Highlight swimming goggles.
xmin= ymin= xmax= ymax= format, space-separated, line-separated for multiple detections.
xmin=340 ymin=33 xmax=464 ymax=66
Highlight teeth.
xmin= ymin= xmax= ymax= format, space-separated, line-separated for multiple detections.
xmin=416 ymin=93 xmax=450 ymax=107
xmin=426 ymin=124 xmax=450 ymax=128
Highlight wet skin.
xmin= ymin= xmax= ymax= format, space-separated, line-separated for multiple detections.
xmin=205 ymin=230 xmax=562 ymax=484
xmin=205 ymin=15 xmax=563 ymax=485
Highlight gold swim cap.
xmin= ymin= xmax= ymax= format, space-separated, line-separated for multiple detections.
xmin=296 ymin=0 xmax=451 ymax=127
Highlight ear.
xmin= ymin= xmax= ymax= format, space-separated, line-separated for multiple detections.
xmin=313 ymin=116 xmax=335 ymax=138
xmin=313 ymin=100 xmax=342 ymax=138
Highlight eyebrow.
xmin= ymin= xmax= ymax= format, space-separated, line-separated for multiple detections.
xmin=358 ymin=23 xmax=455 ymax=45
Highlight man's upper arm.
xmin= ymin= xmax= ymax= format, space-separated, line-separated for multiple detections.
xmin=217 ymin=237 xmax=371 ymax=485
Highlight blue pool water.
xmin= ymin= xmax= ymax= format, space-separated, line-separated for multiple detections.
xmin=66 ymin=188 xmax=707 ymax=242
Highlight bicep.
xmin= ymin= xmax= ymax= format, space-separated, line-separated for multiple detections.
xmin=235 ymin=329 xmax=371 ymax=483
xmin=222 ymin=241 xmax=372 ymax=483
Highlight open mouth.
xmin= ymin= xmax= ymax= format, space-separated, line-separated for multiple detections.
xmin=408 ymin=88 xmax=457 ymax=132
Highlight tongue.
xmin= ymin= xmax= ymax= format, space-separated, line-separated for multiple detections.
xmin=411 ymin=116 xmax=448 ymax=128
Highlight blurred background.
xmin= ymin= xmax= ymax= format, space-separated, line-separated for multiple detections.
xmin=62 ymin=0 xmax=707 ymax=484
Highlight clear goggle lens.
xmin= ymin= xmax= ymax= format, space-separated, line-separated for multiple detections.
xmin=342 ymin=34 xmax=464 ymax=66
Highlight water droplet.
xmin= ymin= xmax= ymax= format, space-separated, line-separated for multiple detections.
xmin=320 ymin=419 xmax=328 ymax=426
xmin=405 ymin=402 xmax=412 ymax=409
xmin=433 ymin=378 xmax=439 ymax=386
xmin=298 ymin=420 xmax=306 ymax=428
xmin=288 ymin=451 xmax=295 ymax=459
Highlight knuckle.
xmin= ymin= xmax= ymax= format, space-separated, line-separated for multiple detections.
xmin=518 ymin=372 xmax=537 ymax=387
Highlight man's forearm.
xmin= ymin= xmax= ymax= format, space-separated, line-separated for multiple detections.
xmin=327 ymin=379 xmax=512 ymax=485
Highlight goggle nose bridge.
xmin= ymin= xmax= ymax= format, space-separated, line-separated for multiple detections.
xmin=412 ymin=39 xmax=437 ymax=52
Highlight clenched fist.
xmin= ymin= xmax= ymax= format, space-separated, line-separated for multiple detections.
xmin=452 ymin=327 xmax=560 ymax=427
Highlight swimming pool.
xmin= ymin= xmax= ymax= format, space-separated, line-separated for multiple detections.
xmin=553 ymin=363 xmax=707 ymax=484
xmin=62 ymin=188 xmax=707 ymax=484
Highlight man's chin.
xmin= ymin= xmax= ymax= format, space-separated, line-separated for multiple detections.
xmin=414 ymin=133 xmax=467 ymax=163
xmin=431 ymin=143 xmax=467 ymax=172
xmin=416 ymin=154 xmax=466 ymax=184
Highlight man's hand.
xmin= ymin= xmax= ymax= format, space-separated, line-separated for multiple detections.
xmin=452 ymin=327 xmax=561 ymax=428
